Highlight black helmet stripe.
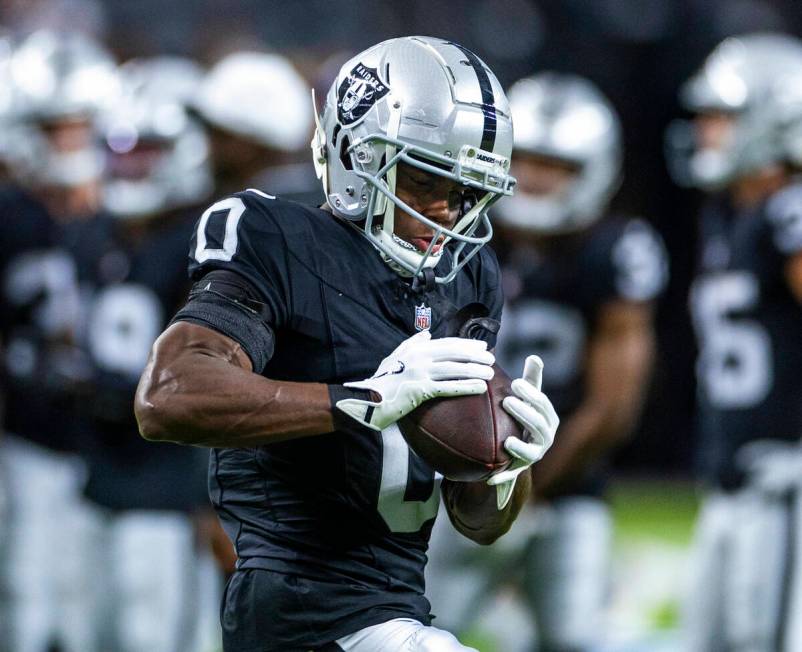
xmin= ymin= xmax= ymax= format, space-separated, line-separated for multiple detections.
xmin=449 ymin=42 xmax=497 ymax=153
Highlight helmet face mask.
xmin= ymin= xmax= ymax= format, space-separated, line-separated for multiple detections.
xmin=312 ymin=36 xmax=515 ymax=284
xmin=358 ymin=136 xmax=511 ymax=279
xmin=666 ymin=33 xmax=802 ymax=190
xmin=100 ymin=57 xmax=212 ymax=220
xmin=6 ymin=30 xmax=121 ymax=189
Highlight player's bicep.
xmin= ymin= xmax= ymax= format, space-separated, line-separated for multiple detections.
xmin=784 ymin=252 xmax=802 ymax=305
xmin=150 ymin=320 xmax=253 ymax=374
xmin=171 ymin=269 xmax=275 ymax=373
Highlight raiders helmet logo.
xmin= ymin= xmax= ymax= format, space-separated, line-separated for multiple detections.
xmin=337 ymin=63 xmax=390 ymax=125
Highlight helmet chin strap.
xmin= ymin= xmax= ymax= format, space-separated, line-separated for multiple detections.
xmin=411 ymin=267 xmax=436 ymax=293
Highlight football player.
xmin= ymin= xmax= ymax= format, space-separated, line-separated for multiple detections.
xmin=135 ymin=36 xmax=559 ymax=652
xmin=77 ymin=57 xmax=220 ymax=652
xmin=189 ymin=51 xmax=321 ymax=203
xmin=665 ymin=33 xmax=802 ymax=652
xmin=0 ymin=30 xmax=120 ymax=652
xmin=427 ymin=73 xmax=668 ymax=651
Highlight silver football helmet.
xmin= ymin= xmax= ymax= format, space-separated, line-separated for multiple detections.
xmin=190 ymin=52 xmax=312 ymax=151
xmin=8 ymin=30 xmax=120 ymax=187
xmin=100 ymin=57 xmax=212 ymax=219
xmin=495 ymin=73 xmax=622 ymax=234
xmin=666 ymin=33 xmax=802 ymax=189
xmin=312 ymin=36 xmax=515 ymax=283
xmin=0 ymin=29 xmax=22 ymax=175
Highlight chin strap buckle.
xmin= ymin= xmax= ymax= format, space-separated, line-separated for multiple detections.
xmin=411 ymin=267 xmax=436 ymax=294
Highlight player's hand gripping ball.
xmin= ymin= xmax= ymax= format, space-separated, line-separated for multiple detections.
xmin=336 ymin=330 xmax=496 ymax=431
xmin=398 ymin=361 xmax=520 ymax=482
xmin=489 ymin=355 xmax=559 ymax=508
xmin=399 ymin=353 xmax=558 ymax=508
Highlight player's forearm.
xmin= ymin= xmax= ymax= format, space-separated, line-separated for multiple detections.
xmin=532 ymin=329 xmax=653 ymax=496
xmin=135 ymin=323 xmax=335 ymax=447
xmin=442 ymin=472 xmax=530 ymax=545
xmin=529 ymin=402 xmax=626 ymax=497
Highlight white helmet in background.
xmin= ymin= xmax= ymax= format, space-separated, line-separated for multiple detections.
xmin=312 ymin=36 xmax=515 ymax=283
xmin=8 ymin=29 xmax=120 ymax=187
xmin=0 ymin=29 xmax=22 ymax=173
xmin=666 ymin=33 xmax=802 ymax=189
xmin=495 ymin=73 xmax=622 ymax=234
xmin=190 ymin=51 xmax=312 ymax=151
xmin=100 ymin=57 xmax=212 ymax=219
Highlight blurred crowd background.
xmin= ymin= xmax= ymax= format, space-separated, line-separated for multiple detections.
xmin=11 ymin=0 xmax=800 ymax=473
xmin=2 ymin=0 xmax=802 ymax=651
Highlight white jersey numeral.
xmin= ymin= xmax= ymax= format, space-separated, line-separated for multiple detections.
xmin=496 ymin=299 xmax=585 ymax=386
xmin=691 ymin=272 xmax=772 ymax=409
xmin=88 ymin=283 xmax=164 ymax=378
xmin=377 ymin=424 xmax=440 ymax=534
xmin=4 ymin=250 xmax=81 ymax=336
xmin=194 ymin=197 xmax=246 ymax=263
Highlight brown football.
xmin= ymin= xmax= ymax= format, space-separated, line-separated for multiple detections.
xmin=398 ymin=363 xmax=523 ymax=482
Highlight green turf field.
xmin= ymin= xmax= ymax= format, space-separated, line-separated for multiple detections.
xmin=461 ymin=478 xmax=700 ymax=651
xmin=609 ymin=478 xmax=699 ymax=545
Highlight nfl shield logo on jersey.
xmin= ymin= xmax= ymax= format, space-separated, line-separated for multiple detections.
xmin=414 ymin=303 xmax=432 ymax=331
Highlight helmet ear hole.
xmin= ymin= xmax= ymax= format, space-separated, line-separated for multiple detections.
xmin=339 ymin=134 xmax=353 ymax=171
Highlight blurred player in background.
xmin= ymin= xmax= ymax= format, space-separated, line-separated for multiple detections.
xmin=666 ymin=33 xmax=802 ymax=652
xmin=77 ymin=56 xmax=222 ymax=652
xmin=428 ymin=73 xmax=667 ymax=652
xmin=0 ymin=29 xmax=120 ymax=652
xmin=189 ymin=51 xmax=320 ymax=204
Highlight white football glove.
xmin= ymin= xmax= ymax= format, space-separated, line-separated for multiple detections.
xmin=488 ymin=355 xmax=559 ymax=509
xmin=335 ymin=330 xmax=495 ymax=431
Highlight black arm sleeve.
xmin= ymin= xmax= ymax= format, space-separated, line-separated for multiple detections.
xmin=171 ymin=269 xmax=275 ymax=373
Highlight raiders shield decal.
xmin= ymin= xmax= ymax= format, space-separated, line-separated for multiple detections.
xmin=337 ymin=63 xmax=390 ymax=125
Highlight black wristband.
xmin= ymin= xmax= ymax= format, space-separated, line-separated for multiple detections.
xmin=328 ymin=385 xmax=375 ymax=431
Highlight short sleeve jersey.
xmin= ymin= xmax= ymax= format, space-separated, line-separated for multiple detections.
xmin=495 ymin=217 xmax=667 ymax=416
xmin=80 ymin=213 xmax=209 ymax=512
xmin=0 ymin=185 xmax=113 ymax=451
xmin=691 ymin=185 xmax=802 ymax=488
xmin=184 ymin=190 xmax=503 ymax=644
xmin=494 ymin=217 xmax=667 ymax=494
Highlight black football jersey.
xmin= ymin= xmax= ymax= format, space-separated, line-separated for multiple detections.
xmin=80 ymin=211 xmax=209 ymax=512
xmin=0 ymin=185 xmax=113 ymax=451
xmin=184 ymin=189 xmax=503 ymax=646
xmin=0 ymin=184 xmax=209 ymax=508
xmin=494 ymin=217 xmax=667 ymax=493
xmin=690 ymin=185 xmax=802 ymax=488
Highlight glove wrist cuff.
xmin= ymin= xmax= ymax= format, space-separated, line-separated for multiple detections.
xmin=328 ymin=385 xmax=378 ymax=430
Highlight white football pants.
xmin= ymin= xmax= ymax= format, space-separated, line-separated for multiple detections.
xmin=682 ymin=488 xmax=802 ymax=652
xmin=523 ymin=497 xmax=612 ymax=650
xmin=426 ymin=496 xmax=612 ymax=651
xmin=335 ymin=617 xmax=478 ymax=651
xmin=0 ymin=434 xmax=101 ymax=652
xmin=92 ymin=509 xmax=223 ymax=652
